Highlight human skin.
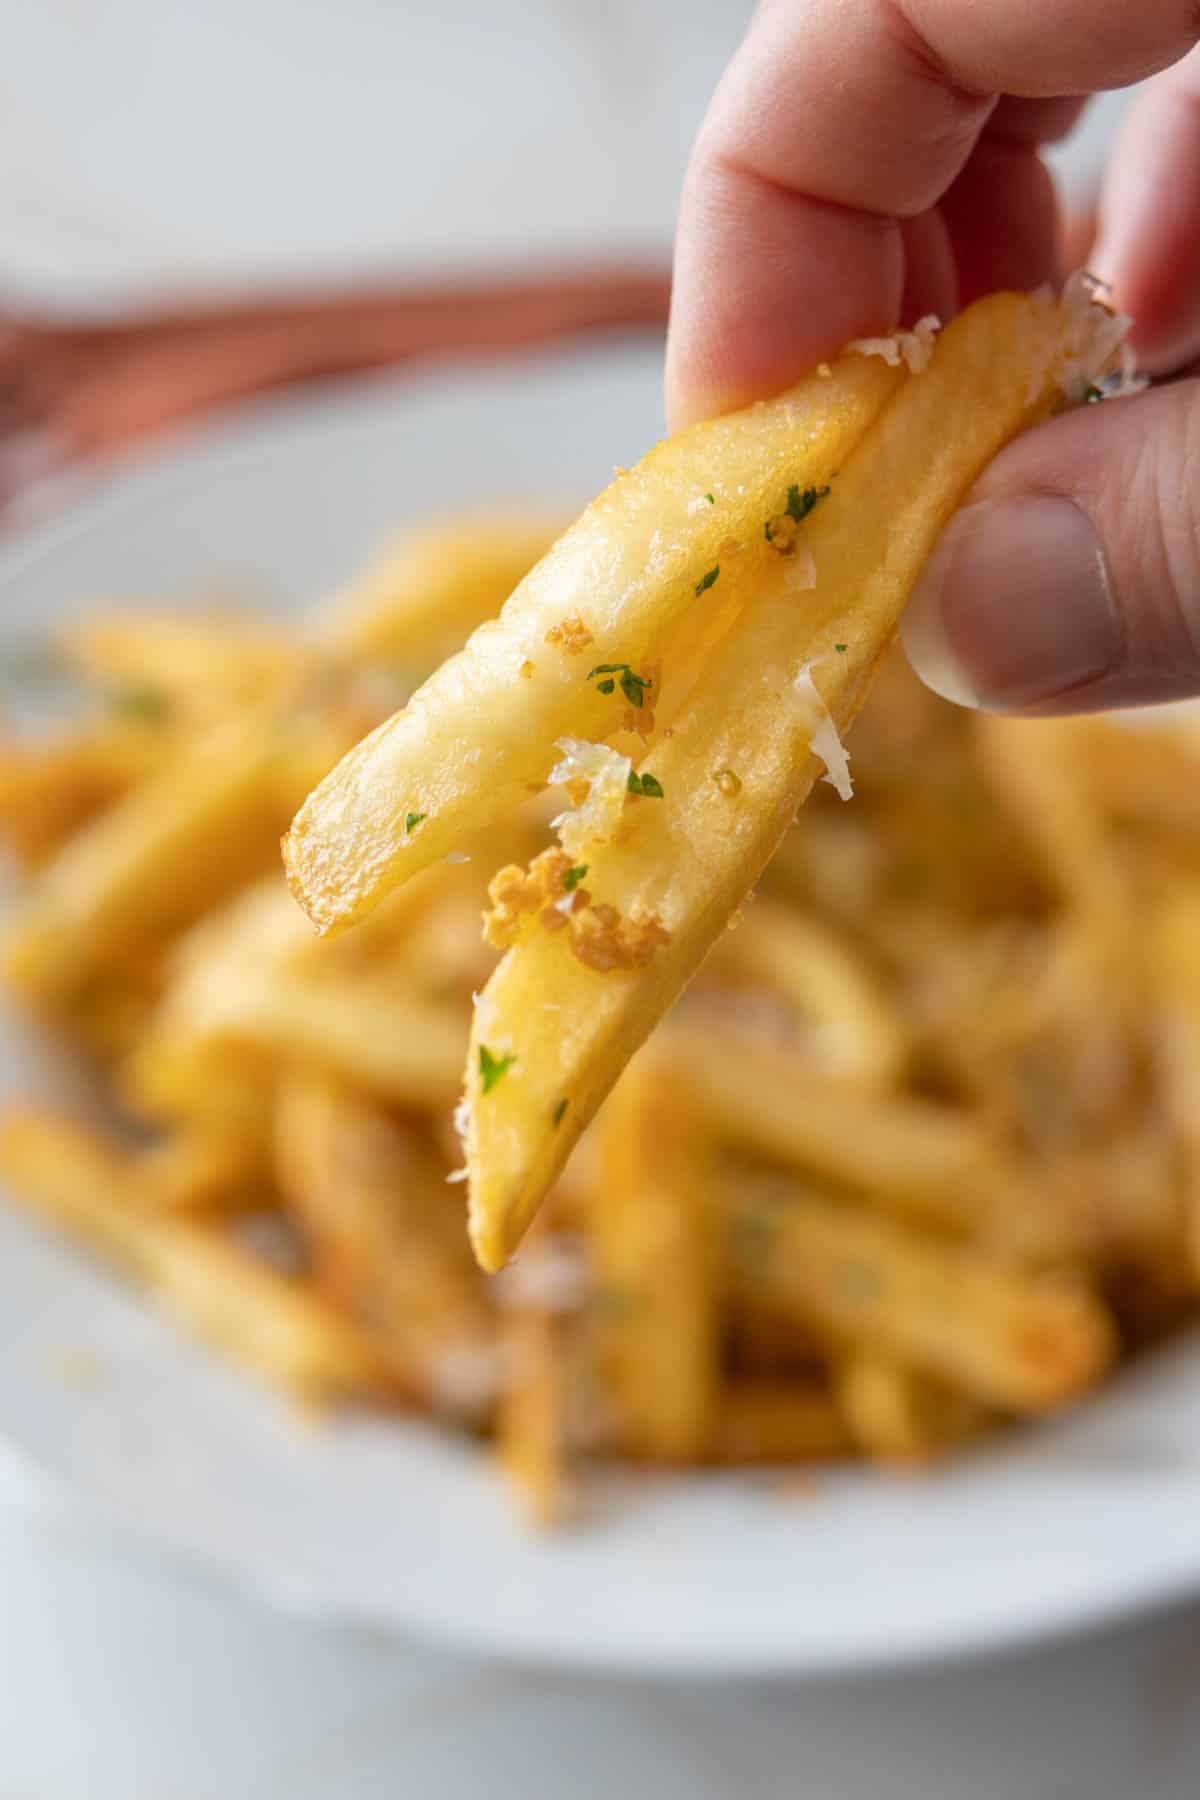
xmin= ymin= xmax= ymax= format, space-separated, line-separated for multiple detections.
xmin=666 ymin=1 xmax=1200 ymax=714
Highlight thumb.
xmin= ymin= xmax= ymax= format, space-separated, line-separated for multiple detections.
xmin=902 ymin=380 xmax=1200 ymax=713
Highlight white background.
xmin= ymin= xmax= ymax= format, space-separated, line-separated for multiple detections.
xmin=2 ymin=3 xmax=1193 ymax=1795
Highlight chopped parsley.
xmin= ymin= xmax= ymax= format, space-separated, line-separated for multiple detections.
xmin=591 ymin=1282 xmax=641 ymax=1320
xmin=404 ymin=811 xmax=426 ymax=835
xmin=1084 ymin=382 xmax=1105 ymax=404
xmin=564 ymin=863 xmax=589 ymax=891
xmin=552 ymin=1098 xmax=568 ymax=1127
xmin=588 ymin=662 xmax=652 ymax=708
xmin=704 ymin=492 xmax=715 ymax=505
xmin=479 ymin=1044 xmax=516 ymax=1093
xmin=786 ymin=483 xmax=830 ymax=523
xmin=835 ymin=643 xmax=848 ymax=654
xmin=694 ymin=565 xmax=720 ymax=597
xmin=627 ymin=770 xmax=664 ymax=799
xmin=110 ymin=684 xmax=169 ymax=723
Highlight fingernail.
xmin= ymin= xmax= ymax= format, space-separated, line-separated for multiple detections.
xmin=901 ymin=497 xmax=1121 ymax=710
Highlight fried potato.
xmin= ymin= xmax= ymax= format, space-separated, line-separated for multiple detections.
xmin=3 ymin=716 xmax=293 ymax=1005
xmin=326 ymin=510 xmax=565 ymax=671
xmin=284 ymin=354 xmax=904 ymax=930
xmin=463 ymin=289 xmax=1112 ymax=1269
xmin=591 ymin=1054 xmax=721 ymax=1460
xmin=0 ymin=1110 xmax=387 ymax=1406
xmin=834 ymin=1353 xmax=989 ymax=1466
xmin=709 ymin=1380 xmax=850 ymax=1464
xmin=0 ymin=721 xmax=166 ymax=869
xmin=702 ymin=898 xmax=906 ymax=1084
xmin=673 ymin=1029 xmax=1084 ymax=1262
xmin=62 ymin=611 xmax=300 ymax=722
xmin=496 ymin=1304 xmax=572 ymax=1527
xmin=272 ymin=1074 xmax=493 ymax=1412
xmin=728 ymin=1177 xmax=1114 ymax=1412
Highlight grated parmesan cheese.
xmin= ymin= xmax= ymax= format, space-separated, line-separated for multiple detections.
xmin=848 ymin=314 xmax=941 ymax=374
xmin=548 ymin=736 xmax=632 ymax=858
xmin=794 ymin=662 xmax=853 ymax=801
xmin=494 ymin=1234 xmax=590 ymax=1314
xmin=782 ymin=536 xmax=817 ymax=592
xmin=427 ymin=1341 xmax=505 ymax=1414
xmin=1050 ymin=270 xmax=1135 ymax=402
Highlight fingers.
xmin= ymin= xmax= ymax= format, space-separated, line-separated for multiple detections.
xmin=1092 ymin=48 xmax=1200 ymax=374
xmin=902 ymin=381 xmax=1200 ymax=713
xmin=667 ymin=0 xmax=1197 ymax=426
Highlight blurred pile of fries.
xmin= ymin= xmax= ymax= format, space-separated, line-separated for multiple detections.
xmin=1 ymin=510 xmax=1198 ymax=1524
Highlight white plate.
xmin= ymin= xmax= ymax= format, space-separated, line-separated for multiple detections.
xmin=2 ymin=346 xmax=1200 ymax=1678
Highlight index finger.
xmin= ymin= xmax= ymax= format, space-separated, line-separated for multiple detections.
xmin=666 ymin=0 xmax=1197 ymax=426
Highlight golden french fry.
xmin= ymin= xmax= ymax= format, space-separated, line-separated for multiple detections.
xmin=591 ymin=1055 xmax=721 ymax=1460
xmin=672 ymin=1029 xmax=1083 ymax=1262
xmin=496 ymin=1304 xmax=571 ymax=1527
xmin=834 ymin=1352 xmax=989 ymax=1466
xmin=1074 ymin=715 xmax=1200 ymax=839
xmin=62 ymin=611 xmax=300 ymax=721
xmin=3 ymin=716 xmax=293 ymax=1005
xmin=137 ymin=1128 xmax=269 ymax=1215
xmin=284 ymin=354 xmax=904 ymax=930
xmin=151 ymin=881 xmax=468 ymax=1107
xmin=0 ymin=721 xmax=165 ymax=868
xmin=1149 ymin=881 xmax=1200 ymax=1282
xmin=272 ymin=1073 xmax=493 ymax=1412
xmin=122 ymin=1030 xmax=276 ymax=1140
xmin=704 ymin=898 xmax=906 ymax=1084
xmin=0 ymin=1110 xmax=387 ymax=1406
xmin=327 ymin=511 xmax=565 ymax=670
xmin=727 ymin=1177 xmax=1115 ymax=1412
xmin=972 ymin=715 xmax=1129 ymax=932
xmin=709 ymin=1380 xmax=850 ymax=1464
xmin=462 ymin=289 xmax=1116 ymax=1269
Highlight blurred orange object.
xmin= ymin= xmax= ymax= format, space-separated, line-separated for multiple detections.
xmin=0 ymin=265 xmax=670 ymax=518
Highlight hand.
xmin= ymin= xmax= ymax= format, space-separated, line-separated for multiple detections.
xmin=666 ymin=2 xmax=1200 ymax=713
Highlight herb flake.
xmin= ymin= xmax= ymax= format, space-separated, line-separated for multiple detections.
xmin=587 ymin=662 xmax=652 ymax=708
xmin=479 ymin=1045 xmax=516 ymax=1093
xmin=786 ymin=483 xmax=830 ymax=524
xmin=835 ymin=643 xmax=848 ymax=654
xmin=564 ymin=863 xmax=589 ymax=891
xmin=552 ymin=1098 xmax=568 ymax=1127
xmin=694 ymin=565 xmax=720 ymax=597
xmin=404 ymin=811 xmax=426 ymax=836
xmin=628 ymin=770 xmax=664 ymax=799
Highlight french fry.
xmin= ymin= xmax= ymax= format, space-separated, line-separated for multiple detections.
xmin=327 ymin=511 xmax=565 ymax=670
xmin=709 ymin=1380 xmax=850 ymax=1464
xmin=272 ymin=1074 xmax=493 ymax=1411
xmin=152 ymin=882 xmax=468 ymax=1108
xmin=704 ymin=899 xmax=906 ymax=1084
xmin=137 ymin=1128 xmax=269 ymax=1215
xmin=284 ymin=353 xmax=904 ymax=930
xmin=0 ymin=1110 xmax=387 ymax=1406
xmin=496 ymin=1305 xmax=571 ymax=1526
xmin=591 ymin=1055 xmax=720 ymax=1460
xmin=834 ymin=1352 xmax=988 ymax=1466
xmin=3 ymin=716 xmax=294 ymax=1005
xmin=673 ymin=1029 xmax=1083 ymax=1262
xmin=1150 ymin=882 xmax=1200 ymax=1283
xmin=0 ymin=720 xmax=165 ymax=868
xmin=461 ymin=290 xmax=1115 ymax=1269
xmin=1075 ymin=715 xmax=1200 ymax=840
xmin=61 ymin=611 xmax=300 ymax=721
xmin=727 ymin=1177 xmax=1115 ymax=1412
xmin=972 ymin=714 xmax=1129 ymax=934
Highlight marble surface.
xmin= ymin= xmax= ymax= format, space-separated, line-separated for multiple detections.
xmin=1 ymin=5 xmax=1189 ymax=1794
